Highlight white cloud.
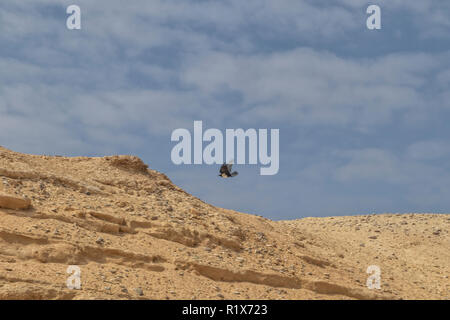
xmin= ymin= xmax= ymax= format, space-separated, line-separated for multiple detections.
xmin=182 ymin=48 xmax=447 ymax=130
xmin=334 ymin=148 xmax=407 ymax=183
xmin=334 ymin=147 xmax=450 ymax=191
xmin=407 ymin=140 xmax=450 ymax=160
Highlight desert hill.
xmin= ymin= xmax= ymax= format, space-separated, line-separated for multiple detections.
xmin=0 ymin=146 xmax=448 ymax=299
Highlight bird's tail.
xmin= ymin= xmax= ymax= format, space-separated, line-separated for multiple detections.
xmin=231 ymin=171 xmax=238 ymax=177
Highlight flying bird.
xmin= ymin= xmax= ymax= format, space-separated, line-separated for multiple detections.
xmin=219 ymin=161 xmax=238 ymax=178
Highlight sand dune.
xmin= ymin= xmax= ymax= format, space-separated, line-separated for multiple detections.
xmin=0 ymin=146 xmax=448 ymax=299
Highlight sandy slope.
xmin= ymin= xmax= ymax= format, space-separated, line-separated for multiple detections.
xmin=0 ymin=146 xmax=448 ymax=300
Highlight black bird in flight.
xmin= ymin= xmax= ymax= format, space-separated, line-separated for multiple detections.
xmin=219 ymin=161 xmax=238 ymax=178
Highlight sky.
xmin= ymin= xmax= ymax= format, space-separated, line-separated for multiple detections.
xmin=0 ymin=0 xmax=449 ymax=220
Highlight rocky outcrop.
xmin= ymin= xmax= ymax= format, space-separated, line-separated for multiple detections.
xmin=0 ymin=193 xmax=31 ymax=210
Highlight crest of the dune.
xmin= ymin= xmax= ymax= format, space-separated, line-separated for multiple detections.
xmin=0 ymin=146 xmax=448 ymax=300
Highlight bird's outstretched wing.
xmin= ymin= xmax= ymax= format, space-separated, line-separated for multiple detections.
xmin=226 ymin=159 xmax=234 ymax=173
